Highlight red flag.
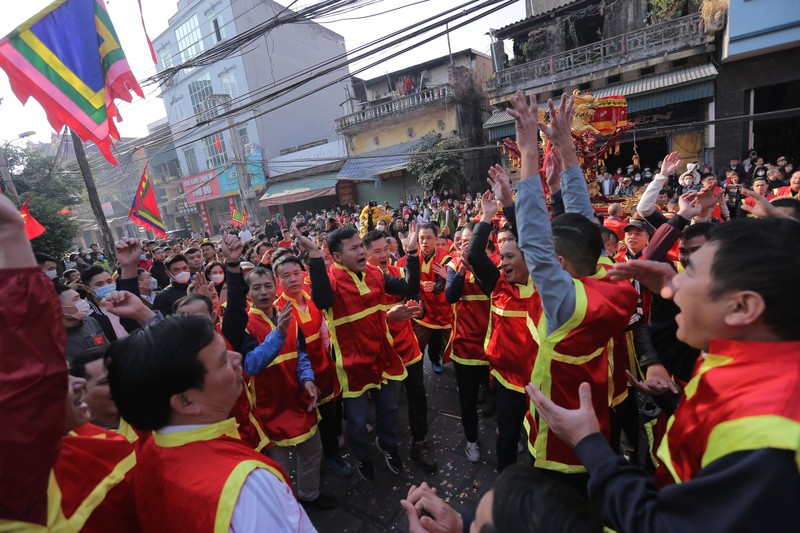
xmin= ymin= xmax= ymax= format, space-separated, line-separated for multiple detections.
xmin=19 ymin=196 xmax=46 ymax=240
xmin=128 ymin=163 xmax=167 ymax=238
xmin=215 ymin=134 xmax=222 ymax=152
xmin=137 ymin=0 xmax=158 ymax=64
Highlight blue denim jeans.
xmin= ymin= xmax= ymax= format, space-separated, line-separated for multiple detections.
xmin=344 ymin=380 xmax=400 ymax=461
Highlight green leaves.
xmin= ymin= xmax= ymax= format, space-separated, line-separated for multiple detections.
xmin=407 ymin=132 xmax=465 ymax=191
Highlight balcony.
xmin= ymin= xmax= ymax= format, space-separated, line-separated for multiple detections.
xmin=489 ymin=13 xmax=711 ymax=97
xmin=335 ymin=86 xmax=453 ymax=133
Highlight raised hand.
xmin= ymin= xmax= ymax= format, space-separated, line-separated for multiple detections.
xmin=432 ymin=262 xmax=448 ymax=280
xmin=405 ymin=221 xmax=419 ymax=253
xmin=291 ymin=225 xmax=324 ymax=258
xmin=276 ymin=302 xmax=293 ymax=334
xmin=659 ymin=151 xmax=682 ymax=177
xmin=479 ymin=190 xmax=498 ymax=223
xmin=740 ymin=189 xmax=789 ymax=218
xmin=676 ymin=192 xmax=703 ymax=220
xmin=525 ymin=381 xmax=600 ymax=449
xmin=540 ymin=95 xmax=579 ymax=168
xmin=487 ymin=164 xmax=514 ymax=207
xmin=609 ymin=259 xmax=677 ymax=297
xmin=506 ymin=90 xmax=539 ymax=155
xmin=191 ymin=272 xmax=214 ymax=300
xmin=115 ymin=237 xmax=142 ymax=278
xmin=220 ymin=232 xmax=243 ymax=263
xmin=102 ymin=290 xmax=155 ymax=324
xmin=545 ymin=146 xmax=563 ymax=196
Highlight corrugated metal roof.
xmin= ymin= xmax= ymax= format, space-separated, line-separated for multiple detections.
xmin=495 ymin=0 xmax=587 ymax=38
xmin=259 ymin=174 xmax=340 ymax=204
xmin=337 ymin=140 xmax=422 ymax=181
xmin=483 ymin=64 xmax=718 ymax=131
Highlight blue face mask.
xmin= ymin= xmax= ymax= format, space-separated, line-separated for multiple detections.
xmin=94 ymin=283 xmax=116 ymax=299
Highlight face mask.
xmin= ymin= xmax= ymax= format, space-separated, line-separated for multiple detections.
xmin=140 ymin=254 xmax=147 ymax=260
xmin=94 ymin=283 xmax=116 ymax=299
xmin=97 ymin=255 xmax=105 ymax=260
xmin=173 ymin=271 xmax=191 ymax=284
xmin=210 ymin=273 xmax=225 ymax=284
xmin=64 ymin=299 xmax=91 ymax=320
xmin=45 ymin=270 xmax=58 ymax=280
xmin=148 ymin=277 xmax=158 ymax=290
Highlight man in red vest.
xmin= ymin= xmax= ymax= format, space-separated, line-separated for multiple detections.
xmin=527 ymin=216 xmax=800 ymax=530
xmin=364 ymin=230 xmax=438 ymax=473
xmin=106 ymin=315 xmax=316 ymax=531
xmin=299 ymin=224 xmax=420 ymax=481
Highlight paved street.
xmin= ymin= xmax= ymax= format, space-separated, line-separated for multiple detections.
xmin=295 ymin=359 xmax=517 ymax=532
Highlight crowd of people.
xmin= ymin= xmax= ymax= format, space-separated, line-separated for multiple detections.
xmin=3 ymin=90 xmax=799 ymax=533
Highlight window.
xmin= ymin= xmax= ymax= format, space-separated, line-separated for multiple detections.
xmin=158 ymin=48 xmax=174 ymax=69
xmin=210 ymin=16 xmax=225 ymax=44
xmin=184 ymin=148 xmax=200 ymax=175
xmin=188 ymin=74 xmax=216 ymax=123
xmin=171 ymin=100 xmax=185 ymax=123
xmin=175 ymin=15 xmax=204 ymax=64
xmin=220 ymin=71 xmax=238 ymax=99
xmin=202 ymin=135 xmax=228 ymax=169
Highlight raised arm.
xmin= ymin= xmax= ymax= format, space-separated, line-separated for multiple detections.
xmin=293 ymin=226 xmax=334 ymax=309
xmin=509 ymin=91 xmax=576 ymax=334
xmin=219 ymin=234 xmax=249 ymax=351
xmin=546 ymin=123 xmax=594 ymax=221
xmin=385 ymin=221 xmax=420 ymax=297
xmin=637 ymin=152 xmax=680 ymax=218
xmin=0 ymin=193 xmax=67 ymax=526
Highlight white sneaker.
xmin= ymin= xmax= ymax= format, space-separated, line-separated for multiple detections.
xmin=465 ymin=441 xmax=480 ymax=463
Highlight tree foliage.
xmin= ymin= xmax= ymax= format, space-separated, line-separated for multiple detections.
xmin=5 ymin=145 xmax=82 ymax=258
xmin=407 ymin=132 xmax=465 ymax=191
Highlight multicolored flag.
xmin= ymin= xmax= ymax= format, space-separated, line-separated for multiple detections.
xmin=0 ymin=0 xmax=144 ymax=165
xmin=129 ymin=164 xmax=167 ymax=238
xmin=230 ymin=205 xmax=247 ymax=227
xmin=19 ymin=196 xmax=46 ymax=240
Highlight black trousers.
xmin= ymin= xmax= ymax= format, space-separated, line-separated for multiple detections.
xmin=454 ymin=362 xmax=490 ymax=443
xmin=495 ymin=384 xmax=528 ymax=472
xmin=402 ymin=360 xmax=429 ymax=441
xmin=318 ymin=397 xmax=343 ymax=458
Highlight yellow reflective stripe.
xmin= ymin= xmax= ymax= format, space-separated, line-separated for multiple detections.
xmin=66 ymin=451 xmax=136 ymax=531
xmin=0 ymin=519 xmax=47 ymax=532
xmin=490 ymin=369 xmax=524 ymax=393
xmin=461 ymin=294 xmax=489 ymax=301
xmin=280 ymin=292 xmax=312 ymax=322
xmin=517 ymin=277 xmax=535 ymax=298
xmin=270 ymin=416 xmax=320 ymax=447
xmin=413 ymin=318 xmax=450 ymax=330
xmin=657 ymin=416 xmax=681 ymax=483
xmin=153 ymin=418 xmax=240 ymax=447
xmin=450 ymin=355 xmax=489 ymax=366
xmin=404 ymin=352 xmax=423 ymax=367
xmin=305 ymin=332 xmax=321 ymax=343
xmin=683 ymin=354 xmax=734 ymax=399
xmin=116 ymin=418 xmax=139 ymax=444
xmin=323 ymin=308 xmax=351 ymax=394
xmin=549 ymin=344 xmax=605 ymax=365
xmin=523 ymin=415 xmax=536 ymax=457
xmin=334 ymin=262 xmax=371 ymax=295
xmin=702 ymin=415 xmax=800 ymax=469
xmin=332 ymin=304 xmax=384 ymax=327
xmin=46 ymin=471 xmax=66 ymax=531
xmin=643 ymin=418 xmax=660 ymax=468
xmin=533 ymin=457 xmax=588 ymax=474
xmin=490 ymin=306 xmax=528 ymax=318
xmin=269 ymin=351 xmax=298 ymax=368
xmin=214 ymin=461 xmax=265 ymax=533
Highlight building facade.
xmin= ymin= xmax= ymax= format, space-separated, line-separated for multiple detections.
xmin=153 ymin=0 xmax=350 ymax=234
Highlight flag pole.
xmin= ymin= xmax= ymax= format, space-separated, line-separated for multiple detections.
xmin=70 ymin=129 xmax=116 ymax=264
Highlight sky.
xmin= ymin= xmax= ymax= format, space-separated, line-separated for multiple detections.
xmin=0 ymin=0 xmax=524 ymax=147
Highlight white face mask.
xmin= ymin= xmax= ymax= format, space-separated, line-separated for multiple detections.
xmin=173 ymin=271 xmax=191 ymax=284
xmin=210 ymin=273 xmax=225 ymax=284
xmin=64 ymin=299 xmax=91 ymax=320
xmin=148 ymin=277 xmax=158 ymax=290
xmin=45 ymin=270 xmax=58 ymax=280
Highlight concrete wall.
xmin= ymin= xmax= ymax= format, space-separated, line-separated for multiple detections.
xmin=347 ymin=108 xmax=458 ymax=155
xmin=232 ymin=0 xmax=351 ymax=160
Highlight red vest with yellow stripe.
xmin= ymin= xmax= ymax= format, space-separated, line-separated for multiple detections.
xmin=276 ymin=291 xmax=341 ymax=403
xmin=774 ymin=185 xmax=799 ymax=198
xmin=484 ymin=275 xmax=540 ymax=392
xmin=525 ymin=276 xmax=638 ymax=473
xmin=657 ymin=339 xmax=800 ymax=486
xmin=246 ymin=309 xmax=318 ymax=446
xmin=383 ymin=263 xmax=423 ymax=366
xmin=50 ymin=423 xmax=138 ymax=533
xmin=324 ymin=263 xmax=407 ymax=397
xmin=444 ymin=259 xmax=493 ymax=366
xmin=135 ymin=419 xmax=291 ymax=532
xmin=399 ymin=248 xmax=453 ymax=329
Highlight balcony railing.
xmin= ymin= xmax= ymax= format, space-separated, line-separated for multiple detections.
xmin=335 ymin=85 xmax=453 ymax=132
xmin=491 ymin=12 xmax=708 ymax=94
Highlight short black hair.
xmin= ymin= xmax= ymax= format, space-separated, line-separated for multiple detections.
xmin=362 ymin=230 xmax=388 ymax=249
xmin=327 ymin=227 xmax=358 ymax=255
xmin=54 ymin=283 xmax=73 ymax=296
xmin=80 ymin=265 xmax=108 ymax=286
xmin=770 ymin=197 xmax=800 ymax=219
xmin=106 ymin=315 xmax=216 ymax=431
xmin=419 ymin=223 xmax=437 ymax=236
xmin=245 ymin=266 xmax=274 ymax=287
xmin=551 ymin=213 xmax=603 ymax=276
xmin=598 ymin=225 xmax=618 ymax=242
xmin=273 ymin=254 xmax=304 ymax=277
xmin=35 ymin=253 xmax=56 ymax=265
xmin=681 ymin=222 xmax=712 ymax=243
xmin=165 ymin=254 xmax=188 ymax=271
xmin=69 ymin=346 xmax=109 ymax=380
xmin=184 ymin=247 xmax=200 ymax=255
xmin=200 ymin=242 xmax=215 ymax=250
xmin=488 ymin=465 xmax=603 ymax=533
xmin=173 ymin=294 xmax=213 ymax=315
xmin=270 ymin=247 xmax=294 ymax=264
xmin=706 ymin=218 xmax=800 ymax=340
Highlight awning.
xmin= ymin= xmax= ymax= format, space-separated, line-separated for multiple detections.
xmin=259 ymin=174 xmax=339 ymax=206
xmin=484 ymin=63 xmax=718 ymax=138
xmin=337 ymin=140 xmax=422 ymax=181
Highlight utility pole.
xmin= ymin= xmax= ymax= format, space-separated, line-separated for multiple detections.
xmin=209 ymin=94 xmax=259 ymax=227
xmin=446 ymin=22 xmax=454 ymax=65
xmin=70 ymin=129 xmax=116 ymax=264
xmin=0 ymin=144 xmax=19 ymax=201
